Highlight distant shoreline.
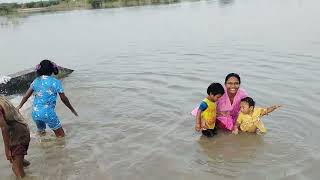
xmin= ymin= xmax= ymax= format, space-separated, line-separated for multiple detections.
xmin=0 ymin=0 xmax=181 ymax=16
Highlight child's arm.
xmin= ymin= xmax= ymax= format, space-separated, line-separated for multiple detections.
xmin=0 ymin=106 xmax=12 ymax=162
xmin=59 ymin=93 xmax=78 ymax=116
xmin=232 ymin=122 xmax=239 ymax=135
xmin=195 ymin=110 xmax=208 ymax=131
xmin=196 ymin=101 xmax=209 ymax=131
xmin=195 ymin=109 xmax=202 ymax=132
xmin=232 ymin=114 xmax=243 ymax=135
xmin=261 ymin=105 xmax=282 ymax=116
xmin=17 ymin=88 xmax=33 ymax=110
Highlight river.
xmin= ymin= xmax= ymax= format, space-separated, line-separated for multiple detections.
xmin=1 ymin=0 xmax=320 ymax=179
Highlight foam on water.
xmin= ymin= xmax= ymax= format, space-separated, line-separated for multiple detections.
xmin=0 ymin=75 xmax=11 ymax=84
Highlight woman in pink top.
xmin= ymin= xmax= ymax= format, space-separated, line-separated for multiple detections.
xmin=216 ymin=73 xmax=248 ymax=131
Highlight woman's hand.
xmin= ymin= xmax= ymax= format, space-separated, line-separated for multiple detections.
xmin=218 ymin=111 xmax=230 ymax=117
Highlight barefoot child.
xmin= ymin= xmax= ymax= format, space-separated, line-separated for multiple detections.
xmin=232 ymin=97 xmax=281 ymax=134
xmin=18 ymin=59 xmax=78 ymax=137
xmin=194 ymin=83 xmax=225 ymax=137
xmin=0 ymin=96 xmax=30 ymax=178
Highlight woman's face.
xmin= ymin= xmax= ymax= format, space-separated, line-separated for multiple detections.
xmin=225 ymin=76 xmax=240 ymax=95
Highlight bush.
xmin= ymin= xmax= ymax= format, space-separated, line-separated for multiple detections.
xmin=88 ymin=0 xmax=103 ymax=8
xmin=25 ymin=2 xmax=36 ymax=8
xmin=24 ymin=1 xmax=60 ymax=8
xmin=0 ymin=3 xmax=20 ymax=15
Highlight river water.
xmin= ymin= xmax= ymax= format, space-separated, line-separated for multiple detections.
xmin=1 ymin=0 xmax=320 ymax=179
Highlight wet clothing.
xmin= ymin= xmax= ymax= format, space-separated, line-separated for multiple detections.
xmin=0 ymin=96 xmax=28 ymax=126
xmin=216 ymin=87 xmax=247 ymax=130
xmin=31 ymin=75 xmax=64 ymax=131
xmin=7 ymin=121 xmax=30 ymax=148
xmin=236 ymin=107 xmax=267 ymax=133
xmin=10 ymin=143 xmax=29 ymax=156
xmin=33 ymin=111 xmax=61 ymax=131
xmin=0 ymin=96 xmax=30 ymax=151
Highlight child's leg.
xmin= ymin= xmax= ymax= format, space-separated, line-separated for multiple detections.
xmin=33 ymin=120 xmax=46 ymax=136
xmin=53 ymin=127 xmax=65 ymax=137
xmin=201 ymin=128 xmax=217 ymax=137
xmin=212 ymin=127 xmax=218 ymax=135
xmin=47 ymin=111 xmax=65 ymax=137
xmin=11 ymin=155 xmax=25 ymax=178
xmin=254 ymin=120 xmax=267 ymax=133
xmin=37 ymin=131 xmax=46 ymax=136
xmin=201 ymin=130 xmax=212 ymax=137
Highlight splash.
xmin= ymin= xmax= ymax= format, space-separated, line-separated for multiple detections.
xmin=0 ymin=75 xmax=11 ymax=84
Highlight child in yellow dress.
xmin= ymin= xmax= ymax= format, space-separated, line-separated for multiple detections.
xmin=232 ymin=97 xmax=281 ymax=134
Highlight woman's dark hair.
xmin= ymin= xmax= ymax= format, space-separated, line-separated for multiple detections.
xmin=207 ymin=82 xmax=225 ymax=96
xmin=36 ymin=59 xmax=59 ymax=76
xmin=241 ymin=97 xmax=255 ymax=107
xmin=225 ymin=73 xmax=241 ymax=84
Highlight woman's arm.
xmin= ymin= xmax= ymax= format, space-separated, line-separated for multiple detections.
xmin=17 ymin=88 xmax=33 ymax=110
xmin=59 ymin=93 xmax=78 ymax=116
xmin=217 ymin=111 xmax=230 ymax=116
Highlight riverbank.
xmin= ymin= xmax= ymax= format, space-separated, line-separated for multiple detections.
xmin=0 ymin=0 xmax=180 ymax=16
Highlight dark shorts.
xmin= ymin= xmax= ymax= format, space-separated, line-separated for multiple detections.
xmin=202 ymin=128 xmax=218 ymax=137
xmin=10 ymin=144 xmax=29 ymax=156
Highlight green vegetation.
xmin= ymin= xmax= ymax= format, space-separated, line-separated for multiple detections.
xmin=88 ymin=0 xmax=102 ymax=8
xmin=88 ymin=0 xmax=181 ymax=9
xmin=24 ymin=0 xmax=60 ymax=8
xmin=0 ymin=0 xmax=181 ymax=16
xmin=0 ymin=3 xmax=19 ymax=15
xmin=0 ymin=1 xmax=61 ymax=15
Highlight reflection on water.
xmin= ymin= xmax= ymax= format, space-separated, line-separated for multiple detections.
xmin=195 ymin=132 xmax=264 ymax=178
xmin=218 ymin=0 xmax=234 ymax=6
xmin=0 ymin=17 xmax=20 ymax=28
xmin=1 ymin=0 xmax=320 ymax=179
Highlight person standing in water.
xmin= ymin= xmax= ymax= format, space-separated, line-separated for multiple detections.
xmin=194 ymin=82 xmax=225 ymax=137
xmin=18 ymin=59 xmax=78 ymax=137
xmin=0 ymin=96 xmax=30 ymax=178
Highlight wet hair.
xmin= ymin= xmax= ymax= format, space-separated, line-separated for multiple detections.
xmin=207 ymin=82 xmax=225 ymax=96
xmin=225 ymin=73 xmax=241 ymax=84
xmin=241 ymin=97 xmax=255 ymax=107
xmin=36 ymin=59 xmax=59 ymax=76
